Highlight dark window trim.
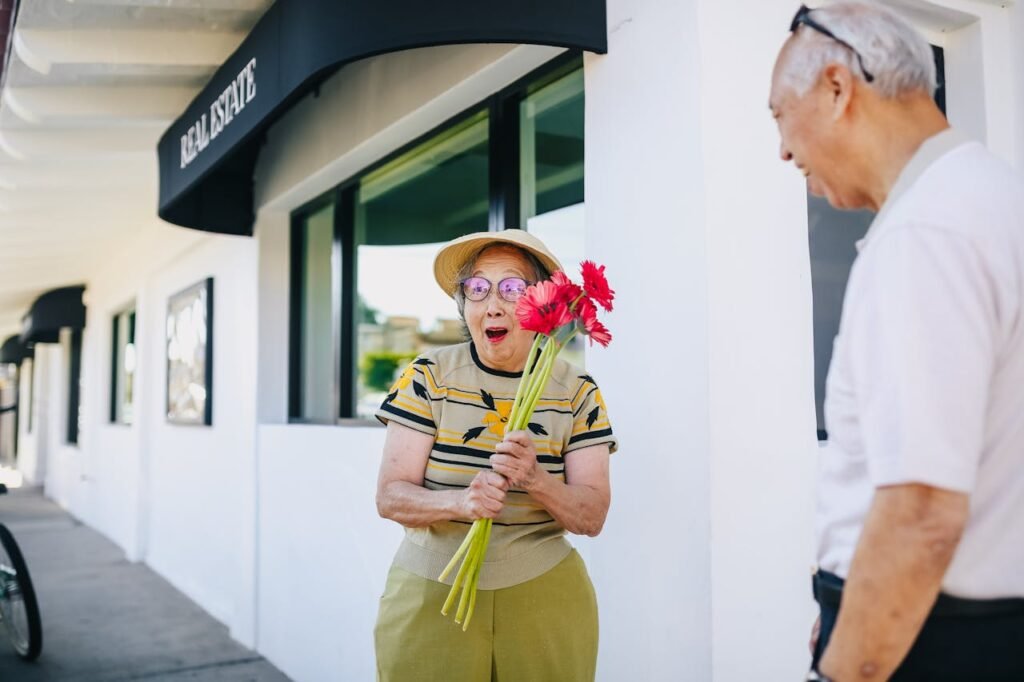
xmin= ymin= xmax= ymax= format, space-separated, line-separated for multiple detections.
xmin=67 ymin=328 xmax=82 ymax=445
xmin=288 ymin=51 xmax=584 ymax=424
xmin=110 ymin=304 xmax=137 ymax=425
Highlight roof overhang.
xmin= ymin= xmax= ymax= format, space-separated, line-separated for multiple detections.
xmin=0 ymin=334 xmax=28 ymax=364
xmin=157 ymin=0 xmax=607 ymax=236
xmin=20 ymin=284 xmax=86 ymax=345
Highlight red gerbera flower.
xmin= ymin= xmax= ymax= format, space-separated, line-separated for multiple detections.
xmin=573 ymin=296 xmax=612 ymax=347
xmin=584 ymin=318 xmax=613 ymax=347
xmin=515 ymin=281 xmax=573 ymax=335
xmin=549 ymin=271 xmax=583 ymax=308
xmin=580 ymin=261 xmax=615 ymax=312
xmin=573 ymin=295 xmax=597 ymax=325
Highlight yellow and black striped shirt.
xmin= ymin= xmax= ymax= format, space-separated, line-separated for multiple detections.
xmin=376 ymin=341 xmax=617 ymax=589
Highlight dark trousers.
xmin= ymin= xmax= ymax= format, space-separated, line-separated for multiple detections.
xmin=812 ymin=570 xmax=1024 ymax=681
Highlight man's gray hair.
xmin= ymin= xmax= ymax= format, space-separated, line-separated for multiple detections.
xmin=781 ymin=1 xmax=937 ymax=98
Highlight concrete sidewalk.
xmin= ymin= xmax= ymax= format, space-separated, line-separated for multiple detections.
xmin=0 ymin=487 xmax=290 ymax=681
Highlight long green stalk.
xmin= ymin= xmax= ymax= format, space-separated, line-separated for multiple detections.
xmin=454 ymin=524 xmax=485 ymax=623
xmin=441 ymin=522 xmax=482 ymax=616
xmin=507 ymin=334 xmax=543 ymax=428
xmin=513 ymin=339 xmax=557 ymax=431
xmin=461 ymin=518 xmax=492 ymax=631
xmin=438 ymin=521 xmax=478 ymax=583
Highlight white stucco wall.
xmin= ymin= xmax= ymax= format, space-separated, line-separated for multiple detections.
xmin=13 ymin=0 xmax=1020 ymax=680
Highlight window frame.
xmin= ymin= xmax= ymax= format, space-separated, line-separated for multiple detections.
xmin=67 ymin=328 xmax=83 ymax=445
xmin=289 ymin=51 xmax=584 ymax=424
xmin=110 ymin=304 xmax=137 ymax=426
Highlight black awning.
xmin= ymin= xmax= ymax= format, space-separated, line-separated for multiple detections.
xmin=0 ymin=335 xmax=29 ymax=364
xmin=20 ymin=285 xmax=87 ymax=345
xmin=157 ymin=0 xmax=607 ymax=236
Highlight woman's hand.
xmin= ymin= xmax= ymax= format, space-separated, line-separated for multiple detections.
xmin=491 ymin=431 xmax=542 ymax=490
xmin=460 ymin=471 xmax=509 ymax=520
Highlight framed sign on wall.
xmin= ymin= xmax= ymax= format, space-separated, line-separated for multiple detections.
xmin=166 ymin=278 xmax=213 ymax=426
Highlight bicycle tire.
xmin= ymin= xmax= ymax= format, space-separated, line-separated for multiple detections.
xmin=0 ymin=523 xmax=42 ymax=661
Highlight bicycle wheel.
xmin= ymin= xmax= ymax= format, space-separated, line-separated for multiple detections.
xmin=0 ymin=524 xmax=42 ymax=660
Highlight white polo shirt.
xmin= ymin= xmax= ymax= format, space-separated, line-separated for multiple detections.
xmin=817 ymin=129 xmax=1024 ymax=599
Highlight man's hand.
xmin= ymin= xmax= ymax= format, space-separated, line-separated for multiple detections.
xmin=819 ymin=483 xmax=968 ymax=680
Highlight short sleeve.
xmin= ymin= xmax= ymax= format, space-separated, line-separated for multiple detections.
xmin=846 ymin=226 xmax=995 ymax=493
xmin=375 ymin=357 xmax=439 ymax=436
xmin=566 ymin=375 xmax=618 ymax=455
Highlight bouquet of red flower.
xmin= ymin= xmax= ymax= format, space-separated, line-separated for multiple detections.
xmin=439 ymin=261 xmax=615 ymax=630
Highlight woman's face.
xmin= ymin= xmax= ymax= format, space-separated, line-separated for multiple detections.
xmin=462 ymin=246 xmax=536 ymax=373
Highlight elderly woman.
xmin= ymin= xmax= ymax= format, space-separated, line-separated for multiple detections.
xmin=373 ymin=229 xmax=617 ymax=681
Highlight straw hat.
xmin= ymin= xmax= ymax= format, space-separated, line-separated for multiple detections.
xmin=433 ymin=229 xmax=563 ymax=297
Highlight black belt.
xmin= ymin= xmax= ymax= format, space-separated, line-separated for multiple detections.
xmin=814 ymin=570 xmax=1024 ymax=619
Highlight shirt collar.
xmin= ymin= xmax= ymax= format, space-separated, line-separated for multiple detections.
xmin=855 ymin=127 xmax=974 ymax=252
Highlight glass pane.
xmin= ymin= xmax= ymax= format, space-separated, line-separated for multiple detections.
xmin=353 ymin=112 xmax=489 ymax=419
xmin=520 ymin=68 xmax=584 ymax=222
xmin=113 ymin=309 xmax=137 ymax=424
xmin=808 ymin=195 xmax=873 ymax=439
xmin=299 ymin=203 xmax=336 ymax=421
xmin=521 ymin=67 xmax=586 ymax=368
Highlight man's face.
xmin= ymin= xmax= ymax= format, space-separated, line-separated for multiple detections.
xmin=769 ymin=52 xmax=863 ymax=210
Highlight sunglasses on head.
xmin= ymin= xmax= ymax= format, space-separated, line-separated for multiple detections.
xmin=460 ymin=276 xmax=531 ymax=303
xmin=790 ymin=4 xmax=875 ymax=83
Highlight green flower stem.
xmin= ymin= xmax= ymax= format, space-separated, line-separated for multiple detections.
xmin=462 ymin=518 xmax=492 ymax=631
xmin=454 ymin=520 xmax=486 ymax=623
xmin=438 ymin=520 xmax=478 ymax=583
xmin=514 ymin=340 xmax=552 ymax=431
xmin=514 ymin=339 xmax=557 ymax=431
xmin=441 ymin=521 xmax=482 ymax=616
xmin=508 ymin=334 xmax=544 ymax=428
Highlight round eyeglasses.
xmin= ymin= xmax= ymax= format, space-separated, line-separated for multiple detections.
xmin=460 ymin=276 xmax=531 ymax=303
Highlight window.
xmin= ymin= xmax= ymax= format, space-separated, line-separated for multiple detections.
xmin=67 ymin=328 xmax=83 ymax=444
xmin=519 ymin=66 xmax=586 ymax=367
xmin=111 ymin=307 xmax=137 ymax=425
xmin=291 ymin=202 xmax=336 ymax=422
xmin=809 ymin=46 xmax=946 ymax=440
xmin=290 ymin=53 xmax=585 ymax=422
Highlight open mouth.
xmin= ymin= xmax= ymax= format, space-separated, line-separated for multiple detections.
xmin=485 ymin=328 xmax=508 ymax=343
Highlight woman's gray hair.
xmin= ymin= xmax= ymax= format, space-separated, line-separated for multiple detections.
xmin=780 ymin=1 xmax=937 ymax=99
xmin=452 ymin=244 xmax=550 ymax=325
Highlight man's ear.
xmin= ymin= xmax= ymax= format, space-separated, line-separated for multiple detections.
xmin=821 ymin=63 xmax=855 ymax=121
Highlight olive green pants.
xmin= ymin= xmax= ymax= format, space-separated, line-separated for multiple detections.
xmin=374 ymin=550 xmax=598 ymax=681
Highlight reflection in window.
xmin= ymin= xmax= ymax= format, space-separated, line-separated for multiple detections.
xmin=166 ymin=279 xmax=212 ymax=426
xmin=353 ymin=112 xmax=489 ymax=418
xmin=521 ymin=67 xmax=586 ymax=368
xmin=295 ymin=203 xmax=336 ymax=421
xmin=111 ymin=307 xmax=136 ymax=424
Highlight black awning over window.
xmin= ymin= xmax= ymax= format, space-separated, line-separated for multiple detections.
xmin=0 ymin=335 xmax=29 ymax=364
xmin=20 ymin=285 xmax=87 ymax=345
xmin=157 ymin=0 xmax=607 ymax=236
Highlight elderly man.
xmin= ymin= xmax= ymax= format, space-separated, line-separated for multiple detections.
xmin=770 ymin=3 xmax=1024 ymax=681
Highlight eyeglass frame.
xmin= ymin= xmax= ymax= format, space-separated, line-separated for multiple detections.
xmin=790 ymin=4 xmax=875 ymax=83
xmin=459 ymin=276 xmax=533 ymax=303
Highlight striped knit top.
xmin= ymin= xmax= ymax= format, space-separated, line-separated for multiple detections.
xmin=376 ymin=341 xmax=617 ymax=589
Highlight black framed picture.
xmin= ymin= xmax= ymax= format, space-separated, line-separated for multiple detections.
xmin=166 ymin=278 xmax=213 ymax=426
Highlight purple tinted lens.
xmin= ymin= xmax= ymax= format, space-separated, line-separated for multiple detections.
xmin=462 ymin=277 xmax=490 ymax=301
xmin=498 ymin=278 xmax=528 ymax=301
